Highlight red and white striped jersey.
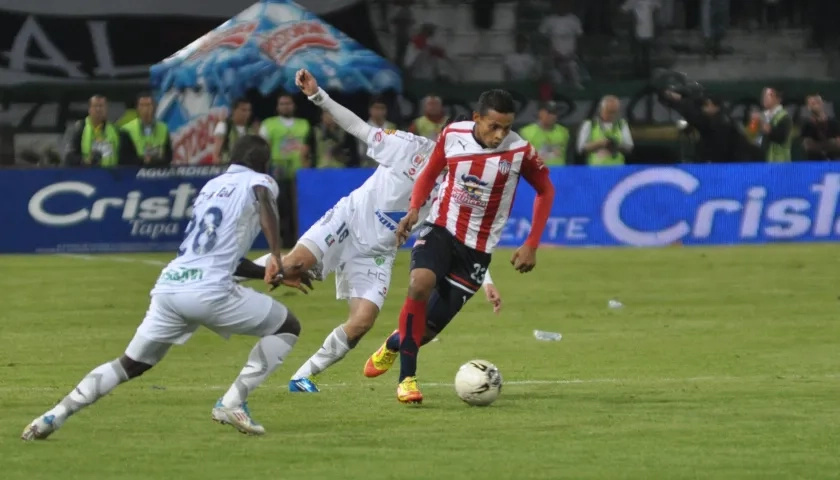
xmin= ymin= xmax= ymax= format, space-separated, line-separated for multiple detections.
xmin=426 ymin=121 xmax=547 ymax=253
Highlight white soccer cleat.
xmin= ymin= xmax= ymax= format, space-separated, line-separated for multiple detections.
xmin=21 ymin=414 xmax=59 ymax=441
xmin=211 ymin=399 xmax=265 ymax=436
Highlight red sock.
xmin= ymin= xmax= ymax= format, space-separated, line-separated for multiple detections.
xmin=398 ymin=297 xmax=426 ymax=381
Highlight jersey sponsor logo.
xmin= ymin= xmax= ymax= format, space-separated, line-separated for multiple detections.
xmin=375 ymin=209 xmax=407 ymax=231
xmin=499 ymin=160 xmax=511 ymax=176
xmin=158 ymin=267 xmax=204 ymax=283
xmin=27 ymin=181 xmax=197 ymax=239
xmin=451 ymin=174 xmax=488 ymax=208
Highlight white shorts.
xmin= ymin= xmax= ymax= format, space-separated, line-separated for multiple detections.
xmin=132 ymin=285 xmax=287 ymax=345
xmin=298 ymin=198 xmax=395 ymax=310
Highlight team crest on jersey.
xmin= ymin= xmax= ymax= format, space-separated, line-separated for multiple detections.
xmin=451 ymin=174 xmax=489 ymax=208
xmin=374 ymin=256 xmax=386 ymax=266
xmin=498 ymin=160 xmax=511 ymax=176
xmin=411 ymin=154 xmax=425 ymax=167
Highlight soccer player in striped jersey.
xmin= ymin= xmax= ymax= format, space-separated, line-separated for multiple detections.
xmin=238 ymin=69 xmax=503 ymax=393
xmin=370 ymin=89 xmax=555 ymax=404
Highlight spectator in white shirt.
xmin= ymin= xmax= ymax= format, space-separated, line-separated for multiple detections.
xmin=622 ymin=0 xmax=660 ymax=77
xmin=503 ymin=34 xmax=540 ymax=81
xmin=538 ymin=3 xmax=583 ymax=88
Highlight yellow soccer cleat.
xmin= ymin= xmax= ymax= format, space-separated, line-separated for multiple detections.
xmin=397 ymin=376 xmax=423 ymax=404
xmin=363 ymin=330 xmax=399 ymax=378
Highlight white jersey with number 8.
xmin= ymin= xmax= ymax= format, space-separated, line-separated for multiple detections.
xmin=152 ymin=164 xmax=280 ymax=294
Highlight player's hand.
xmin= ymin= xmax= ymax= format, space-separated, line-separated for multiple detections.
xmin=265 ymin=254 xmax=282 ymax=284
xmin=295 ymin=69 xmax=319 ymax=96
xmin=269 ymin=273 xmax=314 ymax=295
xmin=484 ymin=283 xmax=502 ymax=314
xmin=511 ymin=245 xmax=537 ymax=273
xmin=396 ymin=208 xmax=420 ymax=246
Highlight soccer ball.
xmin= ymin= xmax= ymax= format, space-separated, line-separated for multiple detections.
xmin=454 ymin=360 xmax=503 ymax=406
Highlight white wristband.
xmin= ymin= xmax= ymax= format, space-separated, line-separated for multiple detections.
xmin=307 ymin=88 xmax=328 ymax=106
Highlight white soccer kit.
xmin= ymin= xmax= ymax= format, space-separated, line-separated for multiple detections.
xmin=299 ymin=127 xmax=440 ymax=309
xmin=131 ymin=165 xmax=288 ymax=351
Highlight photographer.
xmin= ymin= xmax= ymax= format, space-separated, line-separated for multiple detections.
xmin=576 ymin=96 xmax=634 ymax=166
xmin=64 ymin=95 xmax=121 ymax=167
xmin=660 ymin=90 xmax=743 ymax=163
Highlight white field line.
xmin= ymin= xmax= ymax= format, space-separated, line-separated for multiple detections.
xmin=2 ymin=374 xmax=837 ymax=395
xmin=59 ymin=254 xmax=167 ymax=266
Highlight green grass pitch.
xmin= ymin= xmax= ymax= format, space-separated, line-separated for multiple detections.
xmin=1 ymin=245 xmax=838 ymax=479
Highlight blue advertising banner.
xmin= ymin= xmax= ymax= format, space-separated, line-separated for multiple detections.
xmin=1 ymin=166 xmax=267 ymax=253
xmin=297 ymin=163 xmax=840 ymax=248
xmin=4 ymin=163 xmax=840 ymax=254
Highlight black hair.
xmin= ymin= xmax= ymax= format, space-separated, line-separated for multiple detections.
xmin=233 ymin=97 xmax=251 ymax=109
xmin=444 ymin=114 xmax=469 ymax=128
xmin=136 ymin=91 xmax=153 ymax=102
xmin=369 ymin=95 xmax=387 ymax=107
xmin=477 ymin=89 xmax=515 ymax=116
xmin=89 ymin=94 xmax=106 ymax=104
xmin=230 ymin=135 xmax=270 ymax=170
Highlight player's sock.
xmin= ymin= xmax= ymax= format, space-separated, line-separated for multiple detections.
xmin=44 ymin=359 xmax=129 ymax=424
xmin=221 ymin=333 xmax=297 ymax=408
xmin=291 ymin=326 xmax=353 ymax=379
xmin=398 ymin=297 xmax=426 ymax=381
xmin=385 ymin=331 xmax=400 ymax=351
xmin=387 ymin=289 xmax=449 ymax=351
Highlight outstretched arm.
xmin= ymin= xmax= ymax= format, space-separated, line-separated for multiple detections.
xmin=297 ymin=69 xmax=374 ymax=142
xmin=307 ymin=88 xmax=374 ymax=143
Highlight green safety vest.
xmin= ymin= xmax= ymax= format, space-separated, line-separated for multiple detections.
xmin=519 ymin=123 xmax=570 ymax=165
xmin=586 ymin=119 xmax=627 ymax=166
xmin=121 ymin=118 xmax=169 ymax=159
xmin=262 ymin=116 xmax=310 ymax=176
xmin=413 ymin=116 xmax=448 ymax=140
xmin=221 ymin=121 xmax=258 ymax=163
xmin=80 ymin=117 xmax=120 ymax=167
xmin=315 ymin=126 xmax=350 ymax=168
xmin=766 ymin=109 xmax=792 ymax=163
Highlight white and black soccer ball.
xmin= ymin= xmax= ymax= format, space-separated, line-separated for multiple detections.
xmin=454 ymin=359 xmax=503 ymax=406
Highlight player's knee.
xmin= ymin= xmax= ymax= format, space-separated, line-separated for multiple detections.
xmin=118 ymin=355 xmax=154 ymax=379
xmin=407 ymin=269 xmax=436 ymax=301
xmin=275 ymin=311 xmax=301 ymax=337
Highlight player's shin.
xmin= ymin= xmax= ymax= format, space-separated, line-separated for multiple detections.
xmin=292 ymin=299 xmax=377 ymax=383
xmin=221 ymin=331 xmax=297 ymax=407
xmin=221 ymin=310 xmax=300 ymax=408
xmin=45 ymin=359 xmax=130 ymax=425
xmin=397 ymin=297 xmax=427 ymax=381
xmin=291 ymin=325 xmax=353 ymax=381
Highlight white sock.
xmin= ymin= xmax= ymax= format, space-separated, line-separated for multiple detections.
xmin=292 ymin=326 xmax=352 ymax=380
xmin=251 ymin=254 xmax=271 ymax=267
xmin=221 ymin=333 xmax=297 ymax=408
xmin=45 ymin=359 xmax=129 ymax=424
